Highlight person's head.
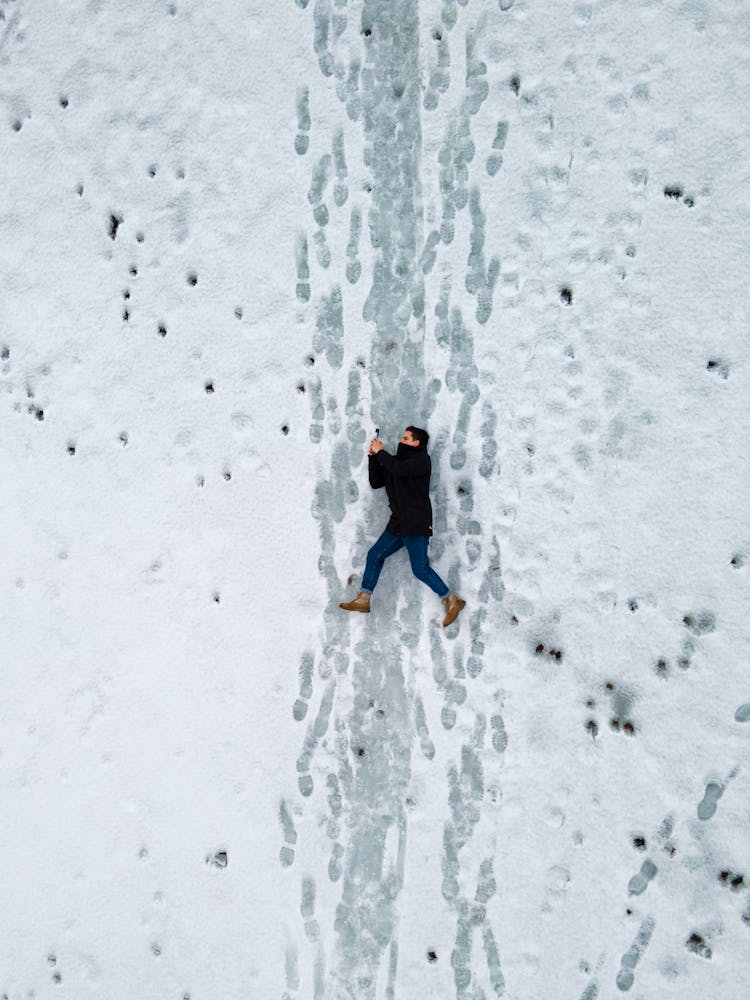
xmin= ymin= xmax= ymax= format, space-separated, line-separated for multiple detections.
xmin=401 ymin=426 xmax=429 ymax=449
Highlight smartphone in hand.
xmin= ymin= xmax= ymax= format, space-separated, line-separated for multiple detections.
xmin=369 ymin=428 xmax=380 ymax=456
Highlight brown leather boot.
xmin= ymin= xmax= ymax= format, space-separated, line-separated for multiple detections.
xmin=339 ymin=591 xmax=371 ymax=613
xmin=441 ymin=593 xmax=466 ymax=627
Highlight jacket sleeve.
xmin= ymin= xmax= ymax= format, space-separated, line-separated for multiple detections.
xmin=368 ymin=454 xmax=386 ymax=489
xmin=375 ymin=450 xmax=430 ymax=479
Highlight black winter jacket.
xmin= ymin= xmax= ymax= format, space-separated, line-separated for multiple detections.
xmin=369 ymin=442 xmax=433 ymax=537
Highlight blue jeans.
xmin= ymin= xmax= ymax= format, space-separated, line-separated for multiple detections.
xmin=361 ymin=531 xmax=450 ymax=598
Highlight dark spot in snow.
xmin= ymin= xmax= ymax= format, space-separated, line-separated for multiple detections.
xmin=683 ymin=611 xmax=716 ymax=635
xmin=109 ymin=214 xmax=122 ymax=240
xmin=686 ymin=932 xmax=711 ymax=959
xmin=706 ymin=358 xmax=729 ymax=378
xmin=560 ymin=287 xmax=573 ymax=305
xmin=427 ymin=950 xmax=438 ymax=963
xmin=664 ymin=184 xmax=683 ymax=200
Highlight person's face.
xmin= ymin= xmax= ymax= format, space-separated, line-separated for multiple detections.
xmin=400 ymin=429 xmax=419 ymax=447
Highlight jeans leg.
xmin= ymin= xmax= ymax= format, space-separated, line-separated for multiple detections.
xmin=360 ymin=531 xmax=404 ymax=594
xmin=403 ymin=535 xmax=450 ymax=598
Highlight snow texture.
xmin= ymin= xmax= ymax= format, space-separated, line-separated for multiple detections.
xmin=1 ymin=0 xmax=749 ymax=998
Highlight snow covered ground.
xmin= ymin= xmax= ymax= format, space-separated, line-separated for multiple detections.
xmin=2 ymin=0 xmax=749 ymax=997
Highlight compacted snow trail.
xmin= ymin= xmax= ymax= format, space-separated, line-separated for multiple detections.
xmin=286 ymin=4 xmax=520 ymax=998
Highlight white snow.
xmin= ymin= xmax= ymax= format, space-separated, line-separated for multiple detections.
xmin=1 ymin=0 xmax=749 ymax=998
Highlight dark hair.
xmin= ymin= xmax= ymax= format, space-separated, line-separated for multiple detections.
xmin=406 ymin=425 xmax=429 ymax=448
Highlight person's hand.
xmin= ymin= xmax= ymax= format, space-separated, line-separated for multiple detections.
xmin=370 ymin=437 xmax=384 ymax=454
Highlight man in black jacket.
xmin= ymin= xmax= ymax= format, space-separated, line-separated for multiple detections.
xmin=339 ymin=426 xmax=466 ymax=627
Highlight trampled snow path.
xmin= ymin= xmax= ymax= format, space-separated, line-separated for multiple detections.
xmin=283 ymin=4 xmax=511 ymax=996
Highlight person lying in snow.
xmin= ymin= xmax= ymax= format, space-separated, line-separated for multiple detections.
xmin=339 ymin=425 xmax=466 ymax=627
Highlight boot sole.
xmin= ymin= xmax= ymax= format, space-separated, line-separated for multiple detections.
xmin=442 ymin=599 xmax=466 ymax=627
xmin=339 ymin=605 xmax=371 ymax=613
